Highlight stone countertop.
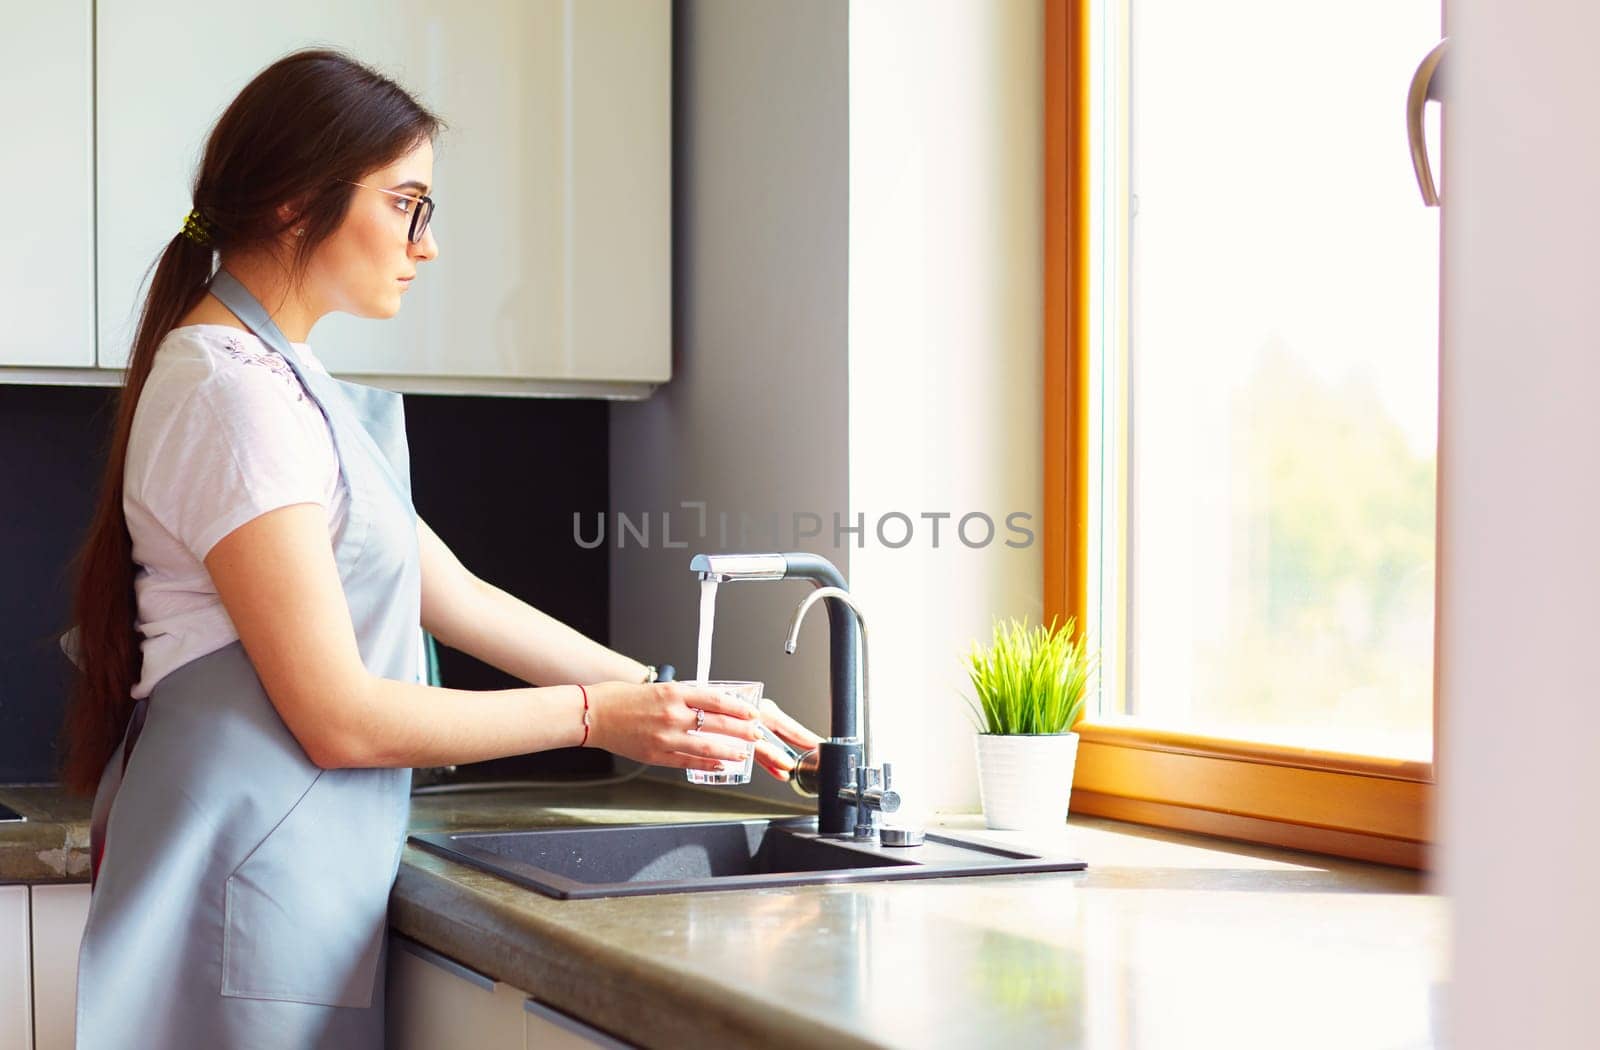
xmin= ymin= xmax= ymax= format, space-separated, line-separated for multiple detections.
xmin=2 ymin=778 xmax=1448 ymax=1048
xmin=0 ymin=783 xmax=92 ymax=883
xmin=392 ymin=779 xmax=1446 ymax=1050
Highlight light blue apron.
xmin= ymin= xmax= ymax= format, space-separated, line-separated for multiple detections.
xmin=75 ymin=268 xmax=422 ymax=1049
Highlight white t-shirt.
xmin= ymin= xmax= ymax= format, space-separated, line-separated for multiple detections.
xmin=123 ymin=324 xmax=372 ymax=699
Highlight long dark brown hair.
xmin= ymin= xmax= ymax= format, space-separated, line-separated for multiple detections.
xmin=58 ymin=48 xmax=447 ymax=795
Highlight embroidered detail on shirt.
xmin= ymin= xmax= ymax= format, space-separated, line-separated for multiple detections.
xmin=220 ymin=335 xmax=307 ymax=403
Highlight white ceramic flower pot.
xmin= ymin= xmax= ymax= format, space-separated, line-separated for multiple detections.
xmin=974 ymin=732 xmax=1080 ymax=831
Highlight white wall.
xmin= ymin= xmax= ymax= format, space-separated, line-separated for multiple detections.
xmin=1438 ymin=2 xmax=1600 ymax=1047
xmin=847 ymin=0 xmax=1045 ymax=816
xmin=609 ymin=0 xmax=850 ymax=808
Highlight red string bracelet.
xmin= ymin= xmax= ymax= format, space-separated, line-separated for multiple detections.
xmin=578 ymin=684 xmax=591 ymax=747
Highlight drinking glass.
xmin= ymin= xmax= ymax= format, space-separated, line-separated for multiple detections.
xmin=685 ymin=681 xmax=763 ymax=785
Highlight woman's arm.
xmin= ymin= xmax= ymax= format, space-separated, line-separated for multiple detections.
xmin=417 ymin=517 xmax=815 ymax=782
xmin=417 ymin=517 xmax=650 ymax=686
xmin=202 ymin=504 xmax=759 ymax=770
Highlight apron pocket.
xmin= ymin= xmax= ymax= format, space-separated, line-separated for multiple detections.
xmin=221 ymin=767 xmax=408 ymax=1008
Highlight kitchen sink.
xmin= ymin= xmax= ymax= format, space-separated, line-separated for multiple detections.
xmin=408 ymin=816 xmax=1085 ymax=899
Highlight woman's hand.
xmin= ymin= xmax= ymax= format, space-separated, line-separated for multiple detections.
xmin=585 ymin=681 xmax=763 ymax=772
xmin=753 ymin=697 xmax=825 ymax=782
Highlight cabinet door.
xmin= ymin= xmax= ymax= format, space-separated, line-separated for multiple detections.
xmin=31 ymin=883 xmax=91 ymax=1050
xmin=524 ymin=996 xmax=637 ymax=1049
xmin=0 ymin=1 xmax=96 ymax=367
xmin=0 ymin=887 xmax=32 ymax=1050
xmin=95 ymin=0 xmax=669 ymax=386
xmin=386 ymin=934 xmax=524 ymax=1050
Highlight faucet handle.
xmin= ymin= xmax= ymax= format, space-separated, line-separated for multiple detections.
xmin=882 ymin=762 xmax=892 ymax=790
xmin=790 ymin=748 xmax=822 ymax=797
xmin=853 ymin=763 xmax=877 ymax=840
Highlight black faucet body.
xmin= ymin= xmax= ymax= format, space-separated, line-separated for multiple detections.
xmin=782 ymin=554 xmax=863 ymax=835
xmin=691 ymin=552 xmax=864 ymax=835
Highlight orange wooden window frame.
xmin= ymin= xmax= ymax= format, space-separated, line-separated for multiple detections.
xmin=1044 ymin=0 xmax=1436 ymax=869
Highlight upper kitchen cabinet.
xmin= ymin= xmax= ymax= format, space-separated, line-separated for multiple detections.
xmin=95 ymin=0 xmax=671 ymax=395
xmin=0 ymin=1 xmax=96 ymax=369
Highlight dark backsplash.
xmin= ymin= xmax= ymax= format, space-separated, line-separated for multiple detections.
xmin=0 ymin=383 xmax=612 ymax=784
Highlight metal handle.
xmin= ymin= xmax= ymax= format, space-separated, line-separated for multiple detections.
xmin=853 ymin=764 xmax=877 ymax=839
xmin=790 ymin=747 xmax=822 ymax=797
xmin=873 ymin=762 xmax=900 ymax=813
xmin=1407 ymin=38 xmax=1448 ymax=207
xmin=838 ymin=763 xmax=901 ymax=818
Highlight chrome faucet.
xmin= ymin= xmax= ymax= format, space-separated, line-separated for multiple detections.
xmin=689 ymin=552 xmax=897 ymax=837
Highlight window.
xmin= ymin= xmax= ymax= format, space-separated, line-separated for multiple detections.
xmin=1045 ymin=0 xmax=1441 ymax=867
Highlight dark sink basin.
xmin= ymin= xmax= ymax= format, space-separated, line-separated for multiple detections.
xmin=409 ymin=816 xmax=1085 ymax=899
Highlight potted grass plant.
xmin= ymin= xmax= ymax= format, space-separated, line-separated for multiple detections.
xmin=962 ymin=615 xmax=1096 ymax=830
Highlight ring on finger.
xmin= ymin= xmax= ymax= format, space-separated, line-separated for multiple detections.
xmin=691 ymin=706 xmax=705 ymax=731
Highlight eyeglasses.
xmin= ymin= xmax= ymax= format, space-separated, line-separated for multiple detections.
xmin=339 ymin=180 xmax=435 ymax=244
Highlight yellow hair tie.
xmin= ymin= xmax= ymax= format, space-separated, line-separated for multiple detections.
xmin=181 ymin=208 xmax=215 ymax=246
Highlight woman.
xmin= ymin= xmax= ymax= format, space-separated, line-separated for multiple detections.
xmin=59 ymin=48 xmax=821 ymax=1049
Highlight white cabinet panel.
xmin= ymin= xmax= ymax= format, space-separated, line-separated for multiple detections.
xmin=0 ymin=0 xmax=96 ymax=367
xmin=0 ymin=887 xmax=32 ymax=1050
xmin=31 ymin=883 xmax=90 ymax=1050
xmin=386 ymin=935 xmax=524 ymax=1050
xmin=385 ymin=934 xmax=638 ymax=1050
xmin=95 ymin=0 xmax=670 ymax=388
xmin=567 ymin=0 xmax=673 ymax=386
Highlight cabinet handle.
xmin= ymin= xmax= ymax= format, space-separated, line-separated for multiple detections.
xmin=1407 ymin=38 xmax=1448 ymax=206
xmin=390 ymin=933 xmax=494 ymax=991
xmin=523 ymin=997 xmax=635 ymax=1049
